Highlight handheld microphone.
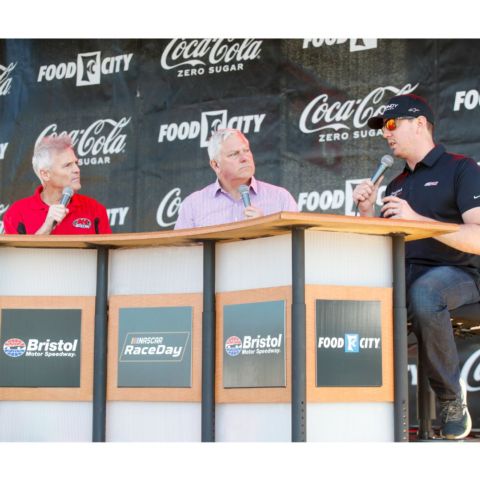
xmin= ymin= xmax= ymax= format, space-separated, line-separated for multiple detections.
xmin=52 ymin=186 xmax=74 ymax=228
xmin=370 ymin=155 xmax=394 ymax=184
xmin=60 ymin=186 xmax=74 ymax=207
xmin=238 ymin=185 xmax=251 ymax=207
xmin=353 ymin=155 xmax=394 ymax=217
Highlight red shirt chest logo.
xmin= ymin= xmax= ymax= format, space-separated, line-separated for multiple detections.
xmin=72 ymin=218 xmax=92 ymax=229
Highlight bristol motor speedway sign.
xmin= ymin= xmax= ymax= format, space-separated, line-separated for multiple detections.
xmin=223 ymin=300 xmax=286 ymax=388
xmin=0 ymin=309 xmax=82 ymax=387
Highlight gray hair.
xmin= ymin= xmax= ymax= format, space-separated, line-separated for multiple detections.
xmin=32 ymin=135 xmax=74 ymax=184
xmin=207 ymin=128 xmax=248 ymax=162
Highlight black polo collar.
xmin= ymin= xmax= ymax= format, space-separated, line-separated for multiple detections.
xmin=403 ymin=144 xmax=446 ymax=173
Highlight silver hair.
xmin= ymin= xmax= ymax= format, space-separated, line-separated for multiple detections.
xmin=32 ymin=135 xmax=74 ymax=184
xmin=207 ymin=128 xmax=248 ymax=162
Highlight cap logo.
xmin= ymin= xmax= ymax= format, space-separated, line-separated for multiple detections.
xmin=384 ymin=103 xmax=398 ymax=111
xmin=408 ymin=107 xmax=420 ymax=113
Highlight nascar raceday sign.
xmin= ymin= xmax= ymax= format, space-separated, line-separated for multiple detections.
xmin=117 ymin=306 xmax=193 ymax=388
xmin=119 ymin=331 xmax=189 ymax=362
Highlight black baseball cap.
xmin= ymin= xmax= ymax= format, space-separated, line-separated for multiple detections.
xmin=367 ymin=94 xmax=434 ymax=129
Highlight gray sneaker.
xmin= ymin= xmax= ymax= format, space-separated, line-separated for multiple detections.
xmin=440 ymin=378 xmax=472 ymax=440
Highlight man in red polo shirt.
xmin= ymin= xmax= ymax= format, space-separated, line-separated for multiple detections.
xmin=3 ymin=135 xmax=112 ymax=235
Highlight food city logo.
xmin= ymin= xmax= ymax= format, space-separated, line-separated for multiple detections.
xmin=2 ymin=337 xmax=79 ymax=358
xmin=302 ymin=38 xmax=378 ymax=52
xmin=299 ymin=83 xmax=419 ymax=143
xmin=297 ymin=177 xmax=387 ymax=216
xmin=119 ymin=332 xmax=189 ymax=362
xmin=0 ymin=142 xmax=8 ymax=160
xmin=453 ymin=89 xmax=480 ymax=112
xmin=0 ymin=62 xmax=17 ymax=95
xmin=37 ymin=51 xmax=134 ymax=86
xmin=107 ymin=207 xmax=130 ymax=227
xmin=0 ymin=203 xmax=9 ymax=234
xmin=158 ymin=109 xmax=266 ymax=148
xmin=225 ymin=334 xmax=283 ymax=357
xmin=317 ymin=334 xmax=381 ymax=353
xmin=160 ymin=38 xmax=262 ymax=77
xmin=36 ymin=117 xmax=130 ymax=167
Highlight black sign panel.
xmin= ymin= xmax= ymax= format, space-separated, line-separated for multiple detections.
xmin=316 ymin=300 xmax=382 ymax=387
xmin=117 ymin=306 xmax=192 ymax=388
xmin=0 ymin=309 xmax=81 ymax=387
xmin=223 ymin=300 xmax=285 ymax=388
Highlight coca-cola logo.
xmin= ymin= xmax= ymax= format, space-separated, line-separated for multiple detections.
xmin=299 ymin=83 xmax=419 ymax=143
xmin=0 ymin=62 xmax=16 ymax=96
xmin=461 ymin=348 xmax=480 ymax=392
xmin=35 ymin=117 xmax=130 ymax=167
xmin=156 ymin=188 xmax=182 ymax=228
xmin=160 ymin=39 xmax=262 ymax=77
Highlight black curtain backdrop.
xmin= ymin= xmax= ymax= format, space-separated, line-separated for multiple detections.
xmin=2 ymin=39 xmax=480 ymax=232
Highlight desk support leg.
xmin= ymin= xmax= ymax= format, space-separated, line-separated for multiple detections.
xmin=92 ymin=247 xmax=109 ymax=442
xmin=392 ymin=234 xmax=409 ymax=442
xmin=202 ymin=240 xmax=216 ymax=442
xmin=292 ymin=228 xmax=306 ymax=442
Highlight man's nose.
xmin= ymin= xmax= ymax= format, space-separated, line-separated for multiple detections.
xmin=240 ymin=150 xmax=250 ymax=161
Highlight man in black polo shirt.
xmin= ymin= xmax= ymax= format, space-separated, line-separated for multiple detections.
xmin=353 ymin=94 xmax=480 ymax=440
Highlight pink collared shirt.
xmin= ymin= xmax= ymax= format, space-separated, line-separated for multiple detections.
xmin=174 ymin=177 xmax=298 ymax=229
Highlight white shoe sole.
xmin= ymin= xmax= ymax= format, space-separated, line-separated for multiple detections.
xmin=441 ymin=378 xmax=472 ymax=440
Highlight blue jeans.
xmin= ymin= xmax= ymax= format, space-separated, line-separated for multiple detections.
xmin=406 ymin=264 xmax=480 ymax=400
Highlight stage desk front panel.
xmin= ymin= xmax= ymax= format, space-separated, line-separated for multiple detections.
xmin=106 ymin=245 xmax=203 ymax=442
xmin=0 ymin=247 xmax=97 ymax=441
xmin=213 ymin=231 xmax=394 ymax=441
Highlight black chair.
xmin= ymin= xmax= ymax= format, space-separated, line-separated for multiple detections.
xmin=417 ymin=302 xmax=480 ymax=440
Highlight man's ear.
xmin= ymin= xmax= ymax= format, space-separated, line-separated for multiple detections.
xmin=210 ymin=159 xmax=220 ymax=173
xmin=417 ymin=115 xmax=428 ymax=129
xmin=39 ymin=168 xmax=50 ymax=183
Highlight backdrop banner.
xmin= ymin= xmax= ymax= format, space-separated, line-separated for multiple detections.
xmin=1 ymin=38 xmax=479 ymax=430
xmin=2 ymin=39 xmax=480 ymax=233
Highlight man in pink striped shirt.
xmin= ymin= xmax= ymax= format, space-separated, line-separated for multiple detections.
xmin=174 ymin=129 xmax=298 ymax=229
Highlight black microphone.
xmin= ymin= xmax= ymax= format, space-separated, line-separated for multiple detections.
xmin=238 ymin=185 xmax=251 ymax=207
xmin=370 ymin=154 xmax=394 ymax=184
xmin=52 ymin=186 xmax=74 ymax=228
xmin=17 ymin=222 xmax=26 ymax=234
